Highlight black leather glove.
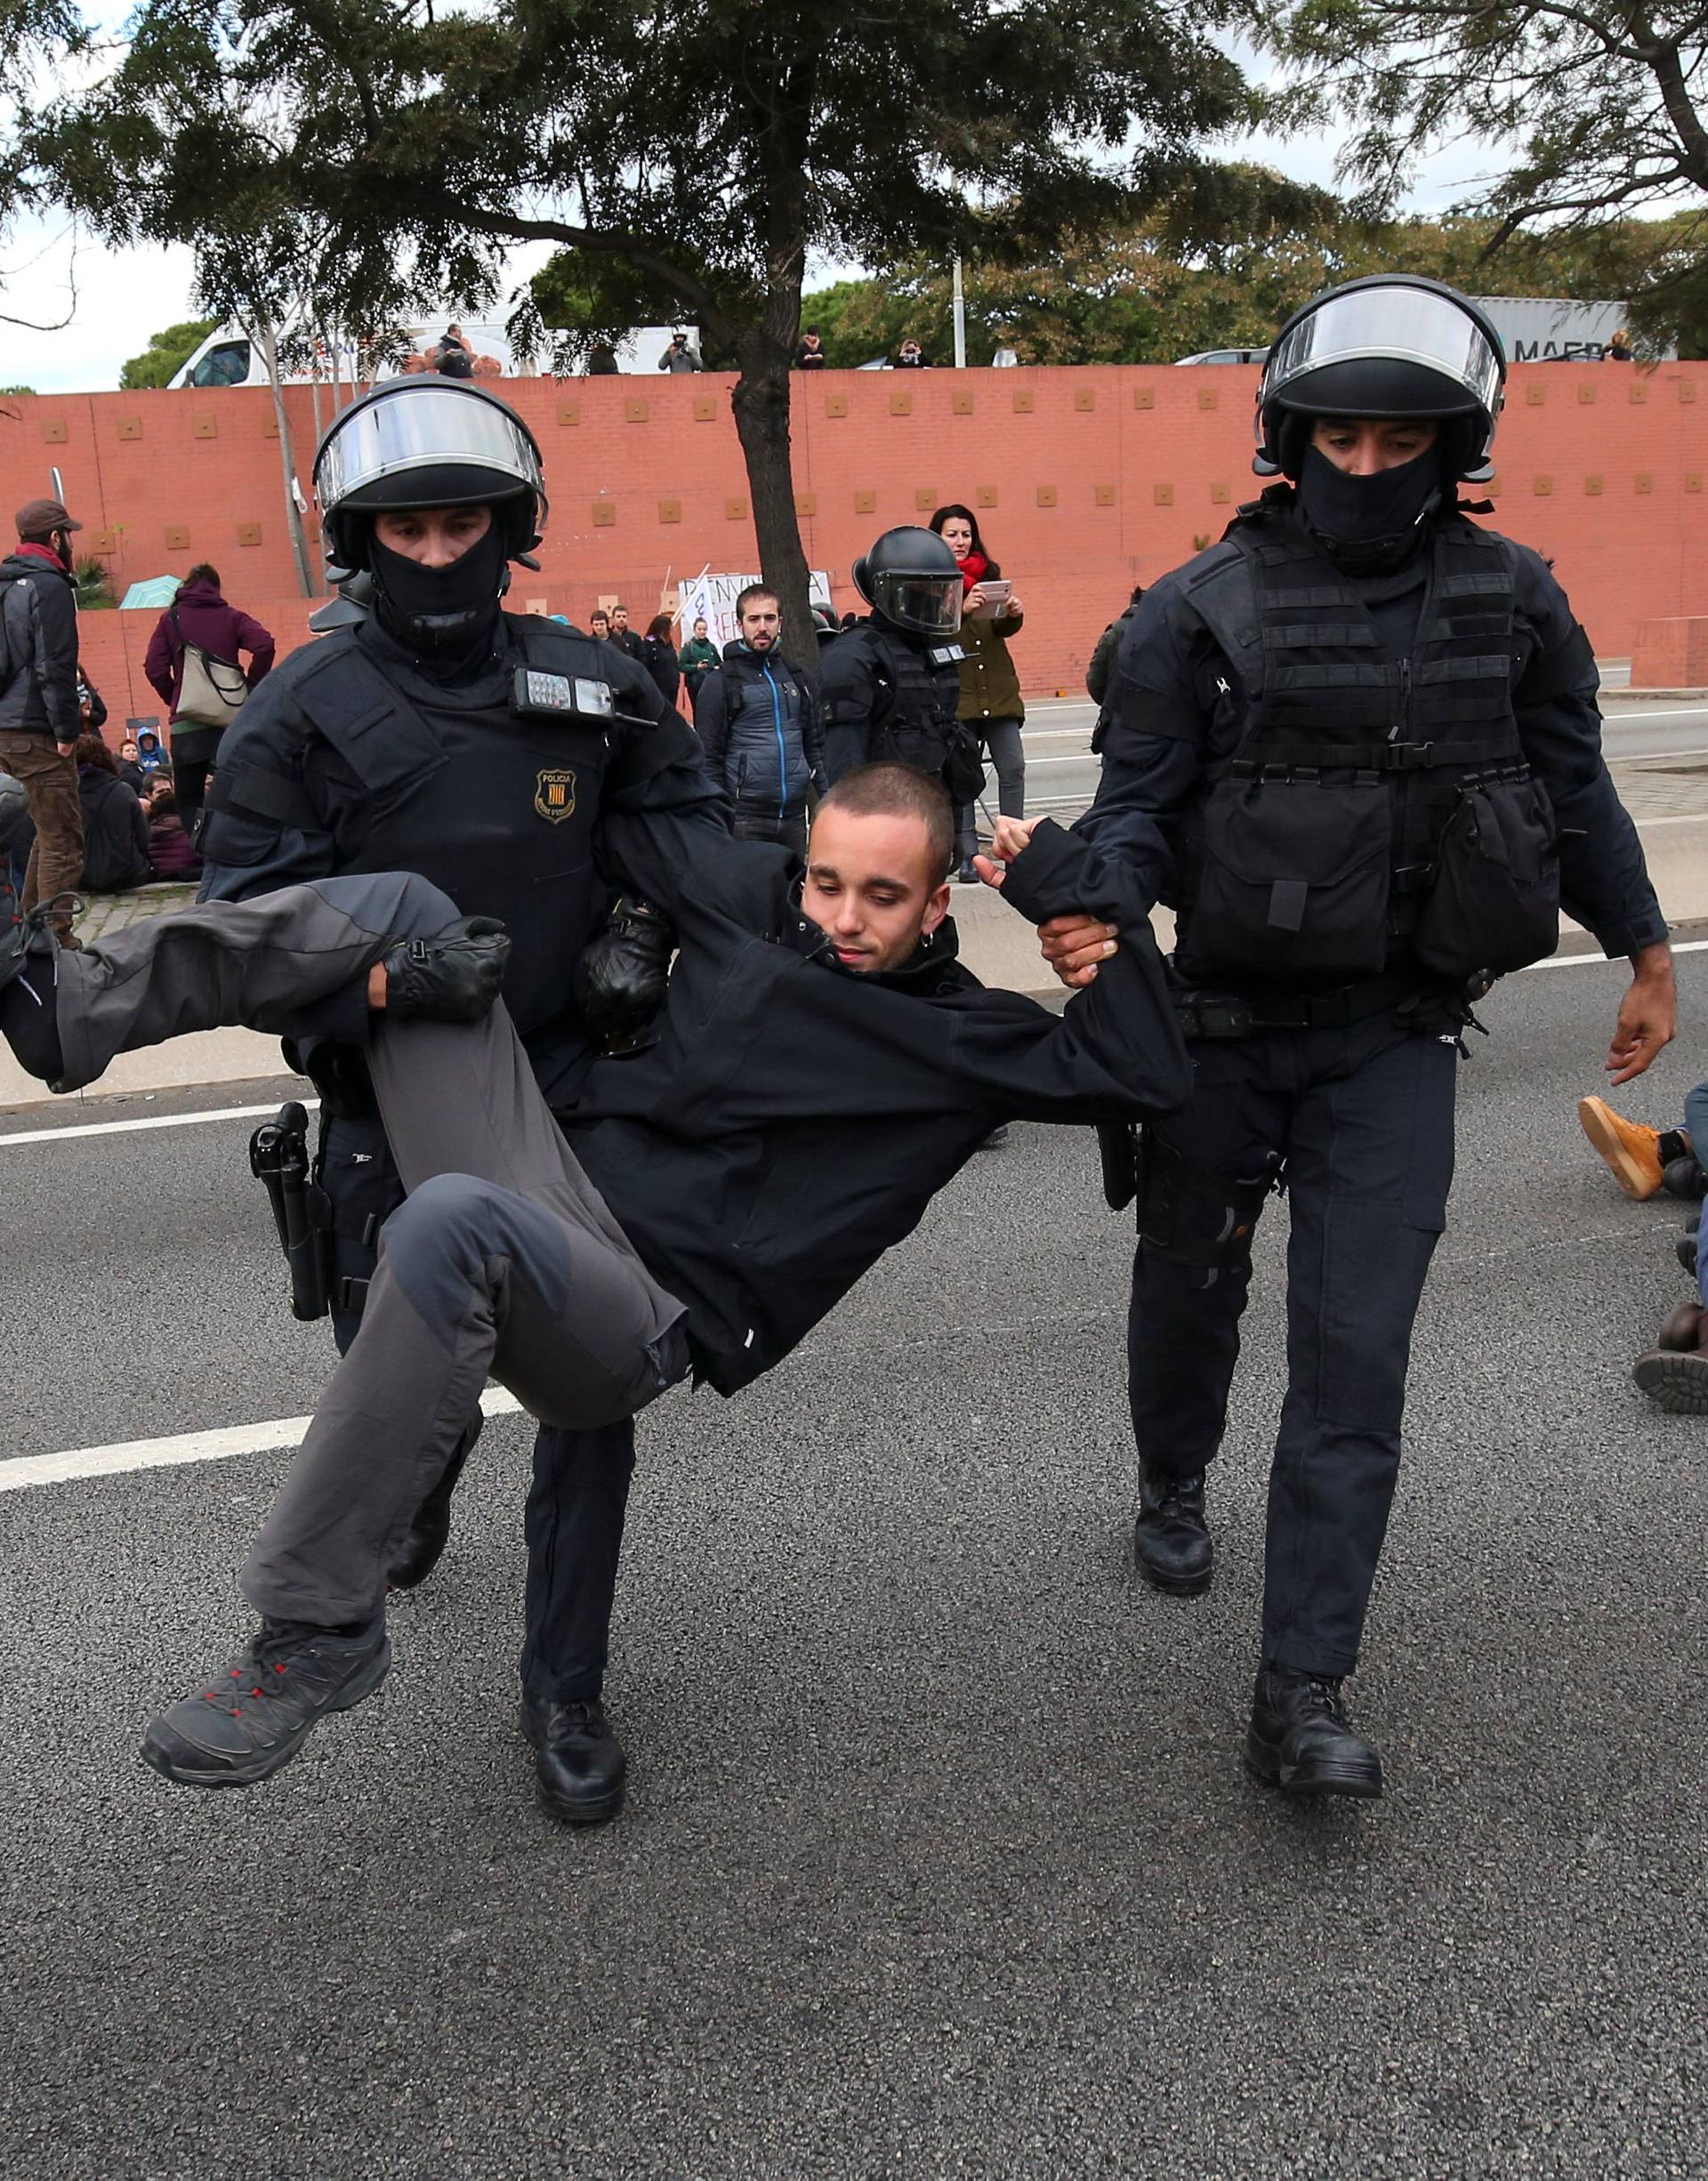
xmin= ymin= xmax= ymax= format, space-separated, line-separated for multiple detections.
xmin=381 ymin=916 xmax=512 ymax=1024
xmin=573 ymin=896 xmax=673 ymax=1042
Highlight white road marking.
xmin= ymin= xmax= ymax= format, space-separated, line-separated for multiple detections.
xmin=0 ymin=1099 xmax=318 ymax=1149
xmin=1527 ymin=937 xmax=1708 ymax=969
xmin=0 ymin=1386 xmax=525 ymax=1495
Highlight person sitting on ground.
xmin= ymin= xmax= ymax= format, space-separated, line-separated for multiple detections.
xmin=0 ymin=769 xmax=1190 ymax=1813
xmin=115 ymin=737 xmax=148 ymax=795
xmin=1578 ymin=1092 xmax=1706 ymax=1202
xmin=133 ymin=729 xmax=170 ymax=777
xmin=72 ymin=734 xmax=152 ymax=892
xmin=145 ymin=786 xmax=201 ymax=881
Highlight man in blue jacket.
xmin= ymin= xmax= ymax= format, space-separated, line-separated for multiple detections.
xmin=695 ymin=584 xmax=825 ymax=855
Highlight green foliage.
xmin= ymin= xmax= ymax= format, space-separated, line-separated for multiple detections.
xmin=0 ymin=383 xmax=34 ymax=395
xmin=71 ymin=553 xmax=113 ymax=608
xmin=1258 ymin=1 xmax=1708 ymax=351
xmin=117 ymin=317 xmax=221 ymax=390
xmin=805 ymin=206 xmax=1708 ymax=365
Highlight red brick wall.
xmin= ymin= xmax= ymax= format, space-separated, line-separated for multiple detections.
xmin=7 ymin=362 xmax=1705 ymax=721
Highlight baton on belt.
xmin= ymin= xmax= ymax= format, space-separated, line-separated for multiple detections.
xmin=249 ymin=1100 xmax=330 ymax=1321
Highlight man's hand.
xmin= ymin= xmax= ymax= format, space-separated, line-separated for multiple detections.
xmin=54 ymin=740 xmax=76 ymax=759
xmin=375 ymin=917 xmax=512 ymax=1023
xmin=971 ymin=813 xmax=1041 ymax=889
xmin=971 ymin=817 xmax=1117 ymax=989
xmin=1606 ymin=940 xmax=1677 ymax=1086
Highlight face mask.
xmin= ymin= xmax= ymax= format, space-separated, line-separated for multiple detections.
xmin=1297 ymin=444 xmax=1440 ymax=571
xmin=369 ymin=524 xmax=508 ymax=650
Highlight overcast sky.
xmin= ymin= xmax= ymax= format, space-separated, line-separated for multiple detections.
xmin=1 ymin=117 xmax=1486 ymax=396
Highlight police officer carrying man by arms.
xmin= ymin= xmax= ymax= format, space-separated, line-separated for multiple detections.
xmin=1038 ymin=277 xmax=1674 ymax=1799
xmin=197 ymin=374 xmax=728 ymax=1823
xmin=821 ymin=525 xmax=987 ymax=809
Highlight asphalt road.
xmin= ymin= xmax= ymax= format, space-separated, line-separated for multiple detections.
xmin=3 ymin=954 xmax=1706 ymax=2179
xmin=1016 ymin=693 xmax=1708 ymax=828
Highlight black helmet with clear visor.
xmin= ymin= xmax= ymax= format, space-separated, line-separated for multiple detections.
xmin=1255 ymin=276 xmax=1506 ymax=483
xmin=314 ymin=378 xmax=548 ymax=572
xmin=851 ymin=526 xmax=963 ymax=640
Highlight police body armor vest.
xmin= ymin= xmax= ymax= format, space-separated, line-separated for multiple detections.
xmin=858 ymin=624 xmax=985 ymax=801
xmin=248 ymin=616 xmax=619 ymax=1039
xmin=1173 ymin=504 xmax=1559 ymax=992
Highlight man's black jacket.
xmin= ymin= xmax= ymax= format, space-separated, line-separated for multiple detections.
xmin=0 ymin=548 xmax=79 ymax=742
xmin=567 ymin=824 xmax=1191 ymax=1395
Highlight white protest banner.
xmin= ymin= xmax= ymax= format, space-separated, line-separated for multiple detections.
xmin=680 ymin=569 xmax=833 ymax=649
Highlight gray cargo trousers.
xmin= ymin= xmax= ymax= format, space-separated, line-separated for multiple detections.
xmin=46 ymin=871 xmax=689 ymax=1628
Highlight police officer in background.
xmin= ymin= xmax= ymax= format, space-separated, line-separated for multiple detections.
xmin=197 ymin=376 xmax=728 ymax=1823
xmin=1039 ymin=278 xmax=1673 ymax=1799
xmin=822 ymin=526 xmax=986 ymax=809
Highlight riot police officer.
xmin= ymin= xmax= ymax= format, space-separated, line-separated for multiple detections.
xmin=822 ymin=526 xmax=986 ymax=807
xmin=198 ymin=375 xmax=728 ymax=1823
xmin=1044 ymin=278 xmax=1674 ymax=1798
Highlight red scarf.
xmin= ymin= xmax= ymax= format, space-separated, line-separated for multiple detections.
xmin=955 ymin=550 xmax=987 ymax=594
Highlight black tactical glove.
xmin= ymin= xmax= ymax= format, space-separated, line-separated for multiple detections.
xmin=573 ymin=896 xmax=673 ymax=1042
xmin=380 ymin=916 xmax=512 ymax=1024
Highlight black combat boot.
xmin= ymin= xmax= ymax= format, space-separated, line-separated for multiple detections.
xmin=1245 ymin=1663 xmax=1382 ymax=1799
xmin=383 ymin=1421 xmax=479 ymax=1590
xmin=1132 ymin=1462 xmax=1213 ymax=1596
xmin=520 ymin=1689 xmax=627 ymax=1825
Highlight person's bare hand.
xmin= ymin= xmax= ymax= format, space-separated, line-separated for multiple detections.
xmin=963 ymin=583 xmax=989 ymax=615
xmin=1038 ymin=913 xmax=1118 ymax=989
xmin=55 ymin=740 xmax=75 ymax=759
xmin=1002 ymin=592 xmax=1023 ymax=616
xmin=1606 ymin=943 xmax=1676 ymax=1085
xmin=971 ymin=815 xmax=1042 ymax=890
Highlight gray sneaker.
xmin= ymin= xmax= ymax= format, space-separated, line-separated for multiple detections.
xmin=141 ymin=1618 xmax=391 ymax=1789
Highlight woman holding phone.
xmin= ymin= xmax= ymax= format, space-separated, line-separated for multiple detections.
xmin=929 ymin=503 xmax=1025 ymax=881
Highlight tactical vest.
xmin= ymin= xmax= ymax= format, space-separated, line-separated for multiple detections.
xmin=219 ymin=617 xmax=624 ymax=1038
xmin=856 ymin=624 xmax=981 ymax=797
xmin=1173 ymin=506 xmax=1557 ymax=991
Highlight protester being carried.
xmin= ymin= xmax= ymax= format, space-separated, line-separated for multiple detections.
xmin=0 ymin=769 xmax=1190 ymax=1816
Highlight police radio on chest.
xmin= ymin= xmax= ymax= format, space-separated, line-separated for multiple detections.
xmin=928 ymin=643 xmax=967 ymax=668
xmin=512 ymin=670 xmax=616 ymax=723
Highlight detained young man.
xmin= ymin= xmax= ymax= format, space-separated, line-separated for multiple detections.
xmin=0 ymin=765 xmax=1190 ymax=1815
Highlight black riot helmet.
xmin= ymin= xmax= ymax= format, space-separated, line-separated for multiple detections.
xmin=1255 ymin=276 xmax=1507 ymax=484
xmin=314 ymin=377 xmax=548 ymax=575
xmin=851 ymin=526 xmax=963 ymax=640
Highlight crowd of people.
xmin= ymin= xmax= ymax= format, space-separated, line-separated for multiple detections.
xmin=0 ymin=274 xmax=1693 ymax=1837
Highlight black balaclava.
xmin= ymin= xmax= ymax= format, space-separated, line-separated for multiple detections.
xmin=368 ymin=522 xmax=509 ymax=652
xmin=1295 ymin=443 xmax=1441 ymax=575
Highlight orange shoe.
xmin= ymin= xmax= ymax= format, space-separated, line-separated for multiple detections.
xmin=1577 ymin=1096 xmax=1664 ymax=1200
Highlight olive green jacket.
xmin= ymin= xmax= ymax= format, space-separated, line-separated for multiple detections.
xmin=955 ymin=607 xmax=1024 ymax=725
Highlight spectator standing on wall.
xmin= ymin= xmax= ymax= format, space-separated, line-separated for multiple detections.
xmin=72 ymin=733 xmax=151 ymax=891
xmin=657 ymin=332 xmax=703 ymax=374
xmin=695 ymin=583 xmax=825 ymax=857
xmin=0 ymin=495 xmax=85 ymax=946
xmin=894 ymin=340 xmax=929 ymax=369
xmin=928 ymin=503 xmax=1026 ymax=883
xmin=795 ymin=329 xmax=828 ymax=370
xmin=143 ymin=563 xmax=276 ymax=841
xmin=606 ymin=604 xmax=647 ymax=664
xmin=678 ymin=616 xmax=721 ymax=717
xmin=640 ymin=614 xmax=681 ymax=709
xmin=1607 ymin=328 xmax=1634 ymax=363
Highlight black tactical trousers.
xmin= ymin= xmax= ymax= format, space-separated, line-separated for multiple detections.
xmin=323 ymin=1119 xmax=639 ymax=1709
xmin=1128 ymin=1010 xmax=1459 ymax=1678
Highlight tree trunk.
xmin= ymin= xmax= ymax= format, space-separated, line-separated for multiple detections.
xmin=730 ymin=338 xmax=817 ymax=672
xmin=254 ymin=319 xmax=318 ymax=598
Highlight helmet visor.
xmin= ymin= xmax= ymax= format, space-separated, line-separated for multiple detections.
xmin=874 ymin=572 xmax=963 ymax=639
xmin=1266 ymin=286 xmax=1503 ymax=420
xmin=316 ymin=387 xmax=544 ymax=511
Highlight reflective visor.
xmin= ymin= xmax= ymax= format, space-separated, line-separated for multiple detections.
xmin=315 ymin=387 xmax=544 ymax=509
xmin=877 ymin=573 xmax=963 ymax=637
xmin=1266 ymin=287 xmax=1503 ymax=417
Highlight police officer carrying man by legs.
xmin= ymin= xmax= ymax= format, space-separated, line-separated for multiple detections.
xmin=197 ymin=374 xmax=728 ymax=1823
xmin=821 ymin=525 xmax=987 ymax=809
xmin=1037 ymin=278 xmax=1675 ymax=1799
